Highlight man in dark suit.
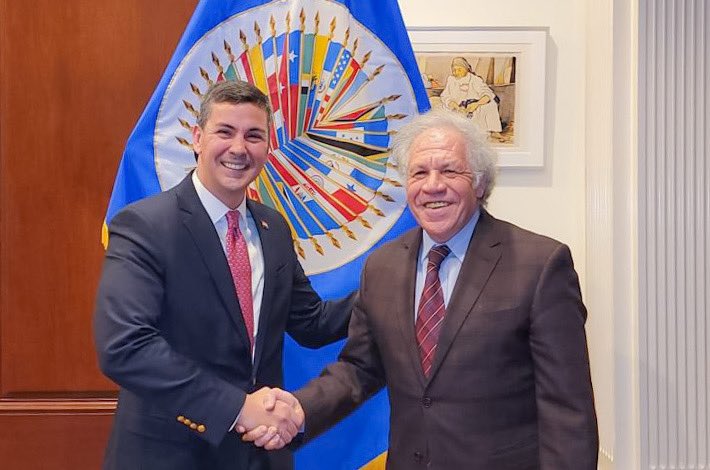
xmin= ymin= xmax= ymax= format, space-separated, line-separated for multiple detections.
xmin=94 ymin=80 xmax=353 ymax=470
xmin=247 ymin=109 xmax=598 ymax=469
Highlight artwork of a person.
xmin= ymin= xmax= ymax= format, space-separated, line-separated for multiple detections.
xmin=440 ymin=56 xmax=503 ymax=137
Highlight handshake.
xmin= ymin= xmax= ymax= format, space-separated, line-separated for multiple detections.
xmin=235 ymin=387 xmax=304 ymax=450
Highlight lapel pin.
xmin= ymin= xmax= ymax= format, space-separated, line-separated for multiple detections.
xmin=260 ymin=220 xmax=269 ymax=230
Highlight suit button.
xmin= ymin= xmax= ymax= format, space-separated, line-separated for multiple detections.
xmin=190 ymin=423 xmax=197 ymax=430
xmin=177 ymin=416 xmax=185 ymax=423
xmin=197 ymin=424 xmax=206 ymax=433
xmin=184 ymin=418 xmax=192 ymax=426
xmin=422 ymin=396 xmax=432 ymax=408
xmin=413 ymin=451 xmax=423 ymax=463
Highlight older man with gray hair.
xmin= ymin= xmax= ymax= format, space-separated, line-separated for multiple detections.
xmin=245 ymin=109 xmax=599 ymax=469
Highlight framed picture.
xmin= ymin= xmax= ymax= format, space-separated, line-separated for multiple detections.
xmin=408 ymin=27 xmax=547 ymax=167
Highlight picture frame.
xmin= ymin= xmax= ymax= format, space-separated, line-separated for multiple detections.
xmin=408 ymin=27 xmax=547 ymax=167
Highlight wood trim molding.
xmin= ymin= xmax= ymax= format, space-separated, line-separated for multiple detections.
xmin=0 ymin=398 xmax=116 ymax=414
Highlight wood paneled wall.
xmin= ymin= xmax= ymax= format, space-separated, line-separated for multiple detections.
xmin=0 ymin=1 xmax=197 ymax=467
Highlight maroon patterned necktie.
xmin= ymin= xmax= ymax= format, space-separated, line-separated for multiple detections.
xmin=415 ymin=244 xmax=451 ymax=377
xmin=226 ymin=210 xmax=254 ymax=352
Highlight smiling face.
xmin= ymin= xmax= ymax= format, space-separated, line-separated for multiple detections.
xmin=405 ymin=127 xmax=485 ymax=243
xmin=192 ymin=101 xmax=269 ymax=208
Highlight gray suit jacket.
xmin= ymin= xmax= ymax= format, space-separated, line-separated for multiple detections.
xmin=95 ymin=174 xmax=353 ymax=470
xmin=295 ymin=210 xmax=598 ymax=469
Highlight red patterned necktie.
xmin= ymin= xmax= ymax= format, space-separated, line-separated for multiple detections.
xmin=415 ymin=244 xmax=451 ymax=377
xmin=226 ymin=210 xmax=254 ymax=352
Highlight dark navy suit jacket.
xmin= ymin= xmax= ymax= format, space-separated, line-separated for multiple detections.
xmin=95 ymin=174 xmax=353 ymax=470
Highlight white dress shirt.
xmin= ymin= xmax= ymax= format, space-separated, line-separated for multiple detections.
xmin=191 ymin=172 xmax=265 ymax=348
xmin=414 ymin=210 xmax=480 ymax=319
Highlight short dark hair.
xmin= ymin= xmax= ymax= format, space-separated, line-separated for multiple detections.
xmin=197 ymin=80 xmax=272 ymax=129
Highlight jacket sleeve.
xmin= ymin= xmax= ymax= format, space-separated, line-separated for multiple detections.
xmin=293 ymin=258 xmax=386 ymax=438
xmin=275 ymin=208 xmax=355 ymax=348
xmin=529 ymin=243 xmax=599 ymax=468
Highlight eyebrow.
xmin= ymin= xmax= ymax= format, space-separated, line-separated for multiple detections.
xmin=213 ymin=123 xmax=267 ymax=134
xmin=410 ymin=160 xmax=465 ymax=170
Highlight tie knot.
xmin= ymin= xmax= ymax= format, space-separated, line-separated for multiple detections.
xmin=427 ymin=244 xmax=450 ymax=269
xmin=226 ymin=210 xmax=241 ymax=231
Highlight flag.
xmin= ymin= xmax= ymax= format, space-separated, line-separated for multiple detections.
xmin=103 ymin=1 xmax=429 ymax=468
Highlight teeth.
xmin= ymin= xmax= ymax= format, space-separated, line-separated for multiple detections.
xmin=425 ymin=202 xmax=449 ymax=209
xmin=223 ymin=161 xmax=247 ymax=170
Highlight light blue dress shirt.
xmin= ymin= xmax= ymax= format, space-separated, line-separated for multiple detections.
xmin=414 ymin=210 xmax=480 ymax=319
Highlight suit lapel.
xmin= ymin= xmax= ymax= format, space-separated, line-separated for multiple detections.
xmin=176 ymin=176 xmax=251 ymax=346
xmin=427 ymin=211 xmax=502 ymax=381
xmin=247 ymin=200 xmax=276 ymax=375
xmin=393 ymin=229 xmax=429 ymax=387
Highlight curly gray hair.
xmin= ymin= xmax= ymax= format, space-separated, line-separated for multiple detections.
xmin=390 ymin=109 xmax=498 ymax=204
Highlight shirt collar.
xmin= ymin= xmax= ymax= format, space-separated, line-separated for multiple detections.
xmin=192 ymin=171 xmax=248 ymax=224
xmin=420 ymin=209 xmax=480 ymax=264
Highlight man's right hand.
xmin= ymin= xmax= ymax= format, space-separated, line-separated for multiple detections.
xmin=235 ymin=387 xmax=304 ymax=450
xmin=236 ymin=388 xmax=305 ymax=450
xmin=235 ymin=387 xmax=303 ymax=448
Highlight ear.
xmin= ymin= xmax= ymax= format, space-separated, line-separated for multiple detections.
xmin=191 ymin=125 xmax=203 ymax=155
xmin=475 ymin=180 xmax=487 ymax=199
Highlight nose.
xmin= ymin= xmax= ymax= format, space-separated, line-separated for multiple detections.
xmin=422 ymin=171 xmax=446 ymax=192
xmin=229 ymin=135 xmax=246 ymax=155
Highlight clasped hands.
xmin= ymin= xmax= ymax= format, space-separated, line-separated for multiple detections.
xmin=235 ymin=387 xmax=303 ymax=450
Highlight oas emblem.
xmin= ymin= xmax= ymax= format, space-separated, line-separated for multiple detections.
xmin=154 ymin=0 xmax=418 ymax=274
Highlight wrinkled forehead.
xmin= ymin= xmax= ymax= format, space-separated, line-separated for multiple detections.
xmin=409 ymin=128 xmax=468 ymax=163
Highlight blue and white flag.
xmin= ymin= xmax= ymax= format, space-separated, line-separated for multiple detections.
xmin=103 ymin=1 xmax=429 ymax=468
